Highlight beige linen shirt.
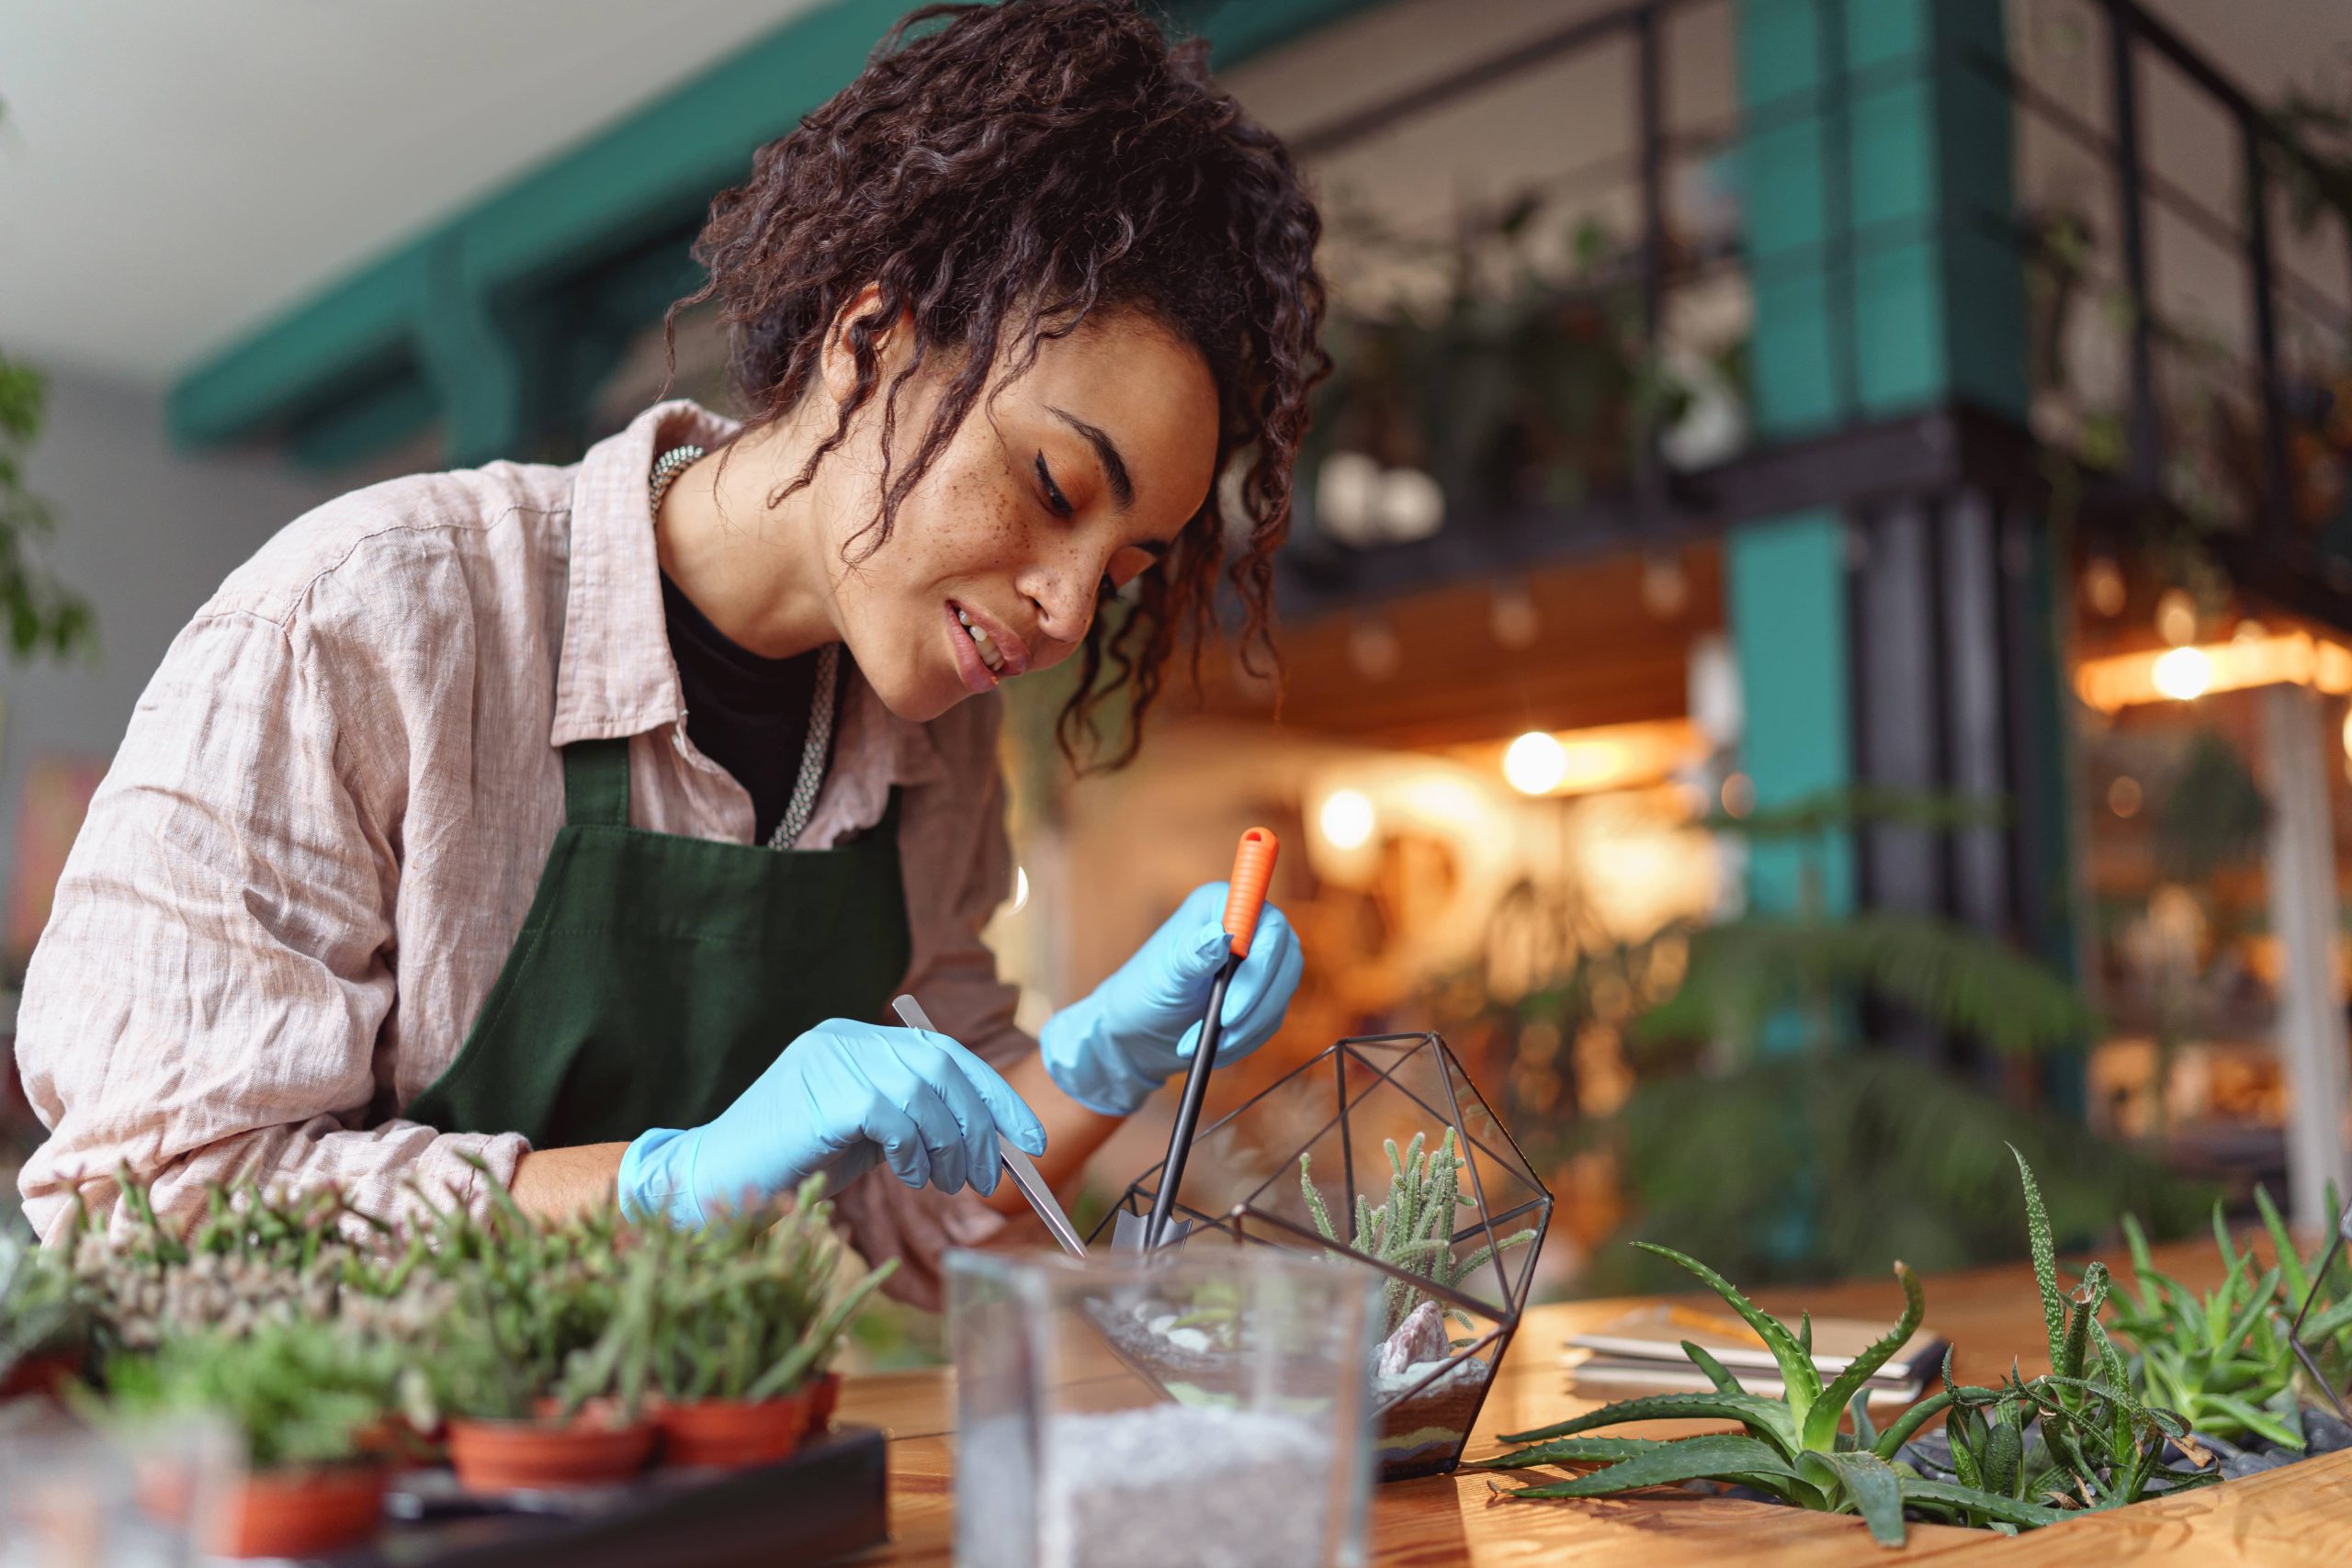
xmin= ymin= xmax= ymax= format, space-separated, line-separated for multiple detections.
xmin=15 ymin=401 xmax=1021 ymax=1280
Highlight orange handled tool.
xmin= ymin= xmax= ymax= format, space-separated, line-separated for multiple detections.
xmin=1142 ymin=829 xmax=1280 ymax=1248
xmin=1222 ymin=827 xmax=1279 ymax=958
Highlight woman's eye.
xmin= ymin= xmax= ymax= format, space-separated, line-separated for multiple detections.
xmin=1034 ymin=452 xmax=1074 ymax=518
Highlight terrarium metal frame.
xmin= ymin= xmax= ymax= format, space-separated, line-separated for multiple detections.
xmin=1087 ymin=1031 xmax=1553 ymax=1480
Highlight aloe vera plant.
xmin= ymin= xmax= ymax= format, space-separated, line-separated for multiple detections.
xmin=1298 ymin=1127 xmax=1535 ymax=1336
xmin=2105 ymin=1194 xmax=2310 ymax=1450
xmin=1473 ymin=1151 xmax=2233 ymax=1544
xmin=1915 ymin=1150 xmax=2216 ymax=1518
xmin=1471 ymin=1243 xmax=2060 ymax=1545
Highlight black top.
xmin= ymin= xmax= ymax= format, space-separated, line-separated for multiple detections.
xmin=661 ymin=571 xmax=822 ymax=843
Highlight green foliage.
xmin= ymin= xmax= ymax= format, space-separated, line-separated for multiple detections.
xmin=1588 ymin=1053 xmax=2213 ymax=1292
xmin=405 ymin=1166 xmax=897 ymax=1421
xmin=100 ymin=1321 xmax=401 ymax=1471
xmin=70 ymin=1161 xmax=895 ymax=1438
xmin=1471 ymin=1246 xmax=2048 ymax=1545
xmin=0 ymin=349 xmax=95 ymax=662
xmin=1479 ymin=1153 xmax=2225 ymax=1542
xmin=1306 ymin=188 xmax=1732 ymax=521
xmin=2150 ymin=731 xmax=2269 ymax=883
xmin=1636 ymin=909 xmax=2100 ymax=1059
xmin=1299 ymin=1126 xmax=1533 ymax=1337
xmin=641 ymin=1176 xmax=899 ymax=1402
xmin=1559 ymin=785 xmax=2214 ymax=1292
xmin=0 ymin=1230 xmax=85 ymax=1383
xmin=1945 ymin=1150 xmax=2219 ymax=1514
xmin=2104 ymin=1194 xmax=2312 ymax=1449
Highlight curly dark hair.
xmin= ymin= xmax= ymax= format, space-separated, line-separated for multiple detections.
xmin=667 ymin=0 xmax=1327 ymax=766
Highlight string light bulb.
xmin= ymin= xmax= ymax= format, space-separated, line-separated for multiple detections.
xmin=2151 ymin=645 xmax=2212 ymax=702
xmin=1318 ymin=789 xmax=1376 ymax=851
xmin=1503 ymin=731 xmax=1568 ymax=795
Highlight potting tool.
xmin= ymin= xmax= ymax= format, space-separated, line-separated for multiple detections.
xmin=889 ymin=993 xmax=1088 ymax=1258
xmin=1136 ymin=828 xmax=1281 ymax=1251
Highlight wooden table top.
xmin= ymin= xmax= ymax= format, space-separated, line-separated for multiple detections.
xmin=834 ymin=1240 xmax=2352 ymax=1566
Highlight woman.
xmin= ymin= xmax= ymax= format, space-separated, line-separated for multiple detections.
xmin=14 ymin=0 xmax=1324 ymax=1304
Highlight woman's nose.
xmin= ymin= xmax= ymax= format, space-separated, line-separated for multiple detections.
xmin=1021 ymin=561 xmax=1102 ymax=647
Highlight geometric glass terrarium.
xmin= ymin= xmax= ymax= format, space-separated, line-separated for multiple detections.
xmin=1086 ymin=1032 xmax=1552 ymax=1480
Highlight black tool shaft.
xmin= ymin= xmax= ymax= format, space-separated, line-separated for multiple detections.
xmin=1144 ymin=950 xmax=1239 ymax=1248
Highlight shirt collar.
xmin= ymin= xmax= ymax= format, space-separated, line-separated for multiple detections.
xmin=550 ymin=400 xmax=950 ymax=800
xmin=550 ymin=400 xmax=730 ymax=748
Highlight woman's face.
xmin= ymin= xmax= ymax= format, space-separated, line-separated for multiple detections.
xmin=804 ymin=306 xmax=1220 ymax=722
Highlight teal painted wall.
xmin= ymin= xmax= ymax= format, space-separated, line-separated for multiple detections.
xmin=169 ymin=0 xmax=1405 ymax=468
xmin=1726 ymin=512 xmax=1855 ymax=919
xmin=1728 ymin=0 xmax=2048 ymax=927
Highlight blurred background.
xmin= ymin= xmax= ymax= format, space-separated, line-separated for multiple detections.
xmin=6 ymin=0 xmax=2352 ymax=1340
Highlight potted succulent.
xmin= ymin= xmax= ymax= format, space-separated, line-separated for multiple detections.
xmin=1 ymin=1229 xmax=87 ymax=1400
xmin=647 ymin=1176 xmax=898 ymax=1467
xmin=1298 ymin=1127 xmax=1536 ymax=1472
xmin=101 ymin=1320 xmax=403 ymax=1558
xmin=412 ymin=1186 xmax=661 ymax=1490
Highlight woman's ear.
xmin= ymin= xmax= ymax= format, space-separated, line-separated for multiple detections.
xmin=819 ymin=282 xmax=914 ymax=407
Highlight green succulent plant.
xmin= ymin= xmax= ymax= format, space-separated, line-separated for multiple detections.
xmin=100 ymin=1320 xmax=404 ymax=1472
xmin=402 ymin=1168 xmax=654 ymax=1423
xmin=1 ymin=1230 xmax=85 ymax=1389
xmin=1920 ymin=1149 xmax=2215 ymax=1519
xmin=646 ymin=1175 xmax=898 ymax=1403
xmin=2103 ymin=1191 xmax=2317 ymax=1450
xmin=1473 ymin=1151 xmax=2229 ymax=1545
xmin=1470 ymin=1242 xmax=2055 ymax=1544
xmin=1298 ymin=1127 xmax=1535 ymax=1338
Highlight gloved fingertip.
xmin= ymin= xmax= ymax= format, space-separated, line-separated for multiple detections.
xmin=1188 ymin=922 xmax=1234 ymax=965
xmin=1015 ymin=1122 xmax=1047 ymax=1158
xmin=972 ymin=1156 xmax=1001 ymax=1197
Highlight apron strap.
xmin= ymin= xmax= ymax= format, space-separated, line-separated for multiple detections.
xmin=562 ymin=739 xmax=632 ymax=829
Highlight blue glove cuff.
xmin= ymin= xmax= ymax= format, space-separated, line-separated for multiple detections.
xmin=1039 ymin=998 xmax=1161 ymax=1117
xmin=617 ymin=1125 xmax=707 ymax=1229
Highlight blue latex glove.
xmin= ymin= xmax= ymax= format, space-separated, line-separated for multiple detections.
xmin=617 ymin=1019 xmax=1047 ymax=1229
xmin=1038 ymin=881 xmax=1305 ymax=1116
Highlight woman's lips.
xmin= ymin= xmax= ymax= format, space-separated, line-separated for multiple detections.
xmin=945 ymin=601 xmax=999 ymax=694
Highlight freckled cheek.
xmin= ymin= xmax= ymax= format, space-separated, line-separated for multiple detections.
xmin=904 ymin=479 xmax=1040 ymax=584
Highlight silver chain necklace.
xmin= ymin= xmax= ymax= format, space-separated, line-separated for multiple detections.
xmin=650 ymin=443 xmax=839 ymax=850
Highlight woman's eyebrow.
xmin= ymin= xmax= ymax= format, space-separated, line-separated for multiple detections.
xmin=1048 ymin=407 xmax=1135 ymax=511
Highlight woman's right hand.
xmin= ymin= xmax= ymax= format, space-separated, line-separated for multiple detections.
xmin=616 ymin=1019 xmax=1046 ymax=1228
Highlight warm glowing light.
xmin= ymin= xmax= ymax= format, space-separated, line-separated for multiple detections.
xmin=2151 ymin=646 xmax=2213 ymax=702
xmin=1009 ymin=864 xmax=1031 ymax=913
xmin=2075 ymin=631 xmax=2352 ymax=712
xmin=2109 ymin=775 xmax=2143 ymax=818
xmin=2083 ymin=555 xmax=2127 ymax=617
xmin=1318 ymin=789 xmax=1376 ymax=851
xmin=1503 ymin=731 xmax=1568 ymax=795
xmin=2155 ymin=588 xmax=2199 ymax=647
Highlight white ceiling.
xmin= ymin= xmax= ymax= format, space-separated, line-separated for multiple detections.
xmin=0 ymin=1 xmax=824 ymax=386
xmin=0 ymin=0 xmax=2342 ymax=391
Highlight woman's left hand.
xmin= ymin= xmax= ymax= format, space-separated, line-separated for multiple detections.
xmin=1037 ymin=881 xmax=1304 ymax=1115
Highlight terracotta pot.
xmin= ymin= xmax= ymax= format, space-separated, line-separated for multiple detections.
xmin=0 ymin=1349 xmax=79 ymax=1402
xmin=805 ymin=1371 xmax=842 ymax=1436
xmin=210 ymin=1466 xmax=388 ymax=1560
xmin=447 ymin=1411 xmax=654 ymax=1491
xmin=657 ymin=1390 xmax=812 ymax=1469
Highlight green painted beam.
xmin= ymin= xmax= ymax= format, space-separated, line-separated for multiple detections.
xmin=1726 ymin=510 xmax=1856 ymax=920
xmin=169 ymin=0 xmax=1405 ymax=463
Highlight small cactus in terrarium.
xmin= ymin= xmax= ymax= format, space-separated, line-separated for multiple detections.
xmin=1299 ymin=1127 xmax=1536 ymax=1341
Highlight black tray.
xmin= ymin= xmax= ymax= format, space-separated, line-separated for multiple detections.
xmin=323 ymin=1425 xmax=888 ymax=1566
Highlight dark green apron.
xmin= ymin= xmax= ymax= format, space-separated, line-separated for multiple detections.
xmin=406 ymin=736 xmax=912 ymax=1146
